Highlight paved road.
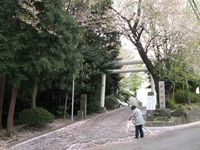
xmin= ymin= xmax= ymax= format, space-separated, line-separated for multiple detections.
xmin=6 ymin=107 xmax=200 ymax=150
xmin=95 ymin=124 xmax=200 ymax=150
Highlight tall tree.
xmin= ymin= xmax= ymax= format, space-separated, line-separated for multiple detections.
xmin=0 ymin=0 xmax=82 ymax=136
xmin=66 ymin=0 xmax=122 ymax=111
xmin=109 ymin=0 xmax=194 ymax=107
xmin=0 ymin=0 xmax=25 ymax=135
xmin=17 ymin=0 xmax=83 ymax=109
xmin=0 ymin=0 xmax=17 ymax=129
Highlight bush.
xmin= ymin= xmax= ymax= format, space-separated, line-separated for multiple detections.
xmin=87 ymin=96 xmax=100 ymax=114
xmin=119 ymin=90 xmax=132 ymax=102
xmin=17 ymin=107 xmax=55 ymax=126
xmin=171 ymin=107 xmax=186 ymax=117
xmin=174 ymin=89 xmax=200 ymax=104
xmin=174 ymin=90 xmax=187 ymax=104
xmin=105 ymin=95 xmax=118 ymax=109
xmin=166 ymin=98 xmax=176 ymax=109
xmin=55 ymin=106 xmax=65 ymax=117
xmin=154 ymin=109 xmax=171 ymax=118
xmin=190 ymin=92 xmax=200 ymax=103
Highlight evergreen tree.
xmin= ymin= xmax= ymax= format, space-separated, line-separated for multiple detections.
xmin=75 ymin=0 xmax=121 ymax=112
xmin=0 ymin=0 xmax=82 ymax=136
xmin=19 ymin=0 xmax=83 ymax=109
xmin=0 ymin=0 xmax=27 ymax=136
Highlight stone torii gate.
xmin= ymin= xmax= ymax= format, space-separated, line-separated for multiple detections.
xmin=100 ymin=60 xmax=156 ymax=112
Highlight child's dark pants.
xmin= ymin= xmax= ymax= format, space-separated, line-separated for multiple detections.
xmin=135 ymin=125 xmax=144 ymax=138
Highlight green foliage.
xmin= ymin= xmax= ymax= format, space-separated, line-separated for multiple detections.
xmin=106 ymin=74 xmax=122 ymax=96
xmin=147 ymin=109 xmax=171 ymax=121
xmin=91 ymin=0 xmax=112 ymax=15
xmin=0 ymin=0 xmax=29 ymax=86
xmin=120 ymin=72 xmax=144 ymax=92
xmin=1 ymin=0 xmax=83 ymax=87
xmin=87 ymin=95 xmax=100 ymax=114
xmin=166 ymin=98 xmax=176 ymax=109
xmin=73 ymin=0 xmax=121 ymax=112
xmin=26 ymin=0 xmax=82 ymax=86
xmin=119 ymin=90 xmax=132 ymax=102
xmin=190 ymin=92 xmax=200 ymax=103
xmin=55 ymin=106 xmax=65 ymax=117
xmin=0 ymin=0 xmax=122 ymax=127
xmin=171 ymin=107 xmax=187 ymax=117
xmin=17 ymin=107 xmax=55 ymax=126
xmin=154 ymin=109 xmax=171 ymax=118
xmin=128 ymin=73 xmax=144 ymax=91
xmin=174 ymin=90 xmax=187 ymax=104
xmin=105 ymin=95 xmax=118 ymax=109
xmin=174 ymin=89 xmax=200 ymax=104
xmin=160 ymin=51 xmax=200 ymax=100
xmin=163 ymin=54 xmax=189 ymax=83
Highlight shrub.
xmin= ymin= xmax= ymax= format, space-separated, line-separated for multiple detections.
xmin=174 ymin=90 xmax=187 ymax=104
xmin=105 ymin=95 xmax=118 ymax=109
xmin=190 ymin=92 xmax=200 ymax=103
xmin=171 ymin=107 xmax=186 ymax=117
xmin=154 ymin=109 xmax=171 ymax=118
xmin=55 ymin=106 xmax=65 ymax=117
xmin=119 ymin=90 xmax=132 ymax=102
xmin=174 ymin=89 xmax=200 ymax=104
xmin=166 ymin=98 xmax=176 ymax=109
xmin=17 ymin=107 xmax=55 ymax=126
xmin=87 ymin=96 xmax=100 ymax=114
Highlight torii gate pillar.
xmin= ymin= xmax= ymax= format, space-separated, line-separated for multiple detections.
xmin=100 ymin=59 xmax=155 ymax=111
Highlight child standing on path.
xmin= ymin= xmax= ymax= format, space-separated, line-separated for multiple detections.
xmin=128 ymin=105 xmax=145 ymax=139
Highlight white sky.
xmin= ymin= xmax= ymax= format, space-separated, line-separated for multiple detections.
xmin=120 ymin=36 xmax=140 ymax=60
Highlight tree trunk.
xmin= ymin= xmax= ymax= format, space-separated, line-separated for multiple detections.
xmin=112 ymin=0 xmax=160 ymax=108
xmin=64 ymin=92 xmax=68 ymax=119
xmin=135 ymin=41 xmax=160 ymax=107
xmin=185 ymin=79 xmax=191 ymax=105
xmin=152 ymin=75 xmax=160 ymax=108
xmin=0 ymin=74 xmax=6 ymax=129
xmin=31 ymin=82 xmax=37 ymax=109
xmin=172 ymin=83 xmax=176 ymax=101
xmin=6 ymin=86 xmax=17 ymax=137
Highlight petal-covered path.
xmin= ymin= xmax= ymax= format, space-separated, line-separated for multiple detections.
xmin=6 ymin=107 xmax=200 ymax=150
xmin=7 ymin=108 xmax=140 ymax=150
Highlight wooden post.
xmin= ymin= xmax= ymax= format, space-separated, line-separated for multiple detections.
xmin=80 ymin=94 xmax=87 ymax=119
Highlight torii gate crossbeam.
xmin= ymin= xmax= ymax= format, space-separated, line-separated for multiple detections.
xmin=100 ymin=60 xmax=155 ymax=112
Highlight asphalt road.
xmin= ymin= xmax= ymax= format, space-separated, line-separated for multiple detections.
xmin=95 ymin=124 xmax=200 ymax=150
